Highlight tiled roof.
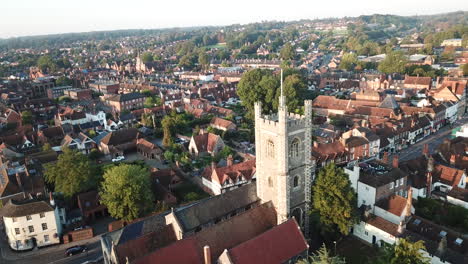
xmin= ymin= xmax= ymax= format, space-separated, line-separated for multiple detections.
xmin=202 ymin=159 xmax=256 ymax=185
xmin=375 ymin=195 xmax=407 ymax=217
xmin=210 ymin=117 xmax=235 ymax=129
xmin=192 ymin=133 xmax=222 ymax=153
xmin=433 ymin=164 xmax=465 ymax=187
xmin=100 ymin=128 xmax=139 ymax=146
xmin=366 ymin=214 xmax=400 ymax=236
xmin=107 ymin=92 xmax=144 ymax=102
xmin=226 ymin=218 xmax=308 ymax=264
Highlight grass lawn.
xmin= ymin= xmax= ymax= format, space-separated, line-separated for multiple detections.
xmin=336 ymin=237 xmax=379 ymax=264
xmin=204 ymin=43 xmax=227 ymax=49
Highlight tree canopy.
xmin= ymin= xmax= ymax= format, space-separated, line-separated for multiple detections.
xmin=312 ymin=163 xmax=358 ymax=235
xmin=378 ymin=51 xmax=407 ymax=74
xmin=141 ymin=52 xmax=154 ymax=63
xmin=297 ymin=244 xmax=346 ymax=264
xmin=339 ymin=53 xmax=358 ymax=71
xmin=44 ymin=148 xmax=95 ymax=198
xmin=376 ymin=239 xmax=430 ymax=264
xmin=99 ymin=164 xmax=154 ymax=221
xmin=280 ymin=42 xmax=296 ymax=60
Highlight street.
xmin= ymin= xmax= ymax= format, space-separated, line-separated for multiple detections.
xmin=397 ymin=116 xmax=468 ymax=162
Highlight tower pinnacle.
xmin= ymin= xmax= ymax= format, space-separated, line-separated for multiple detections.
xmin=279 ymin=69 xmax=286 ymax=109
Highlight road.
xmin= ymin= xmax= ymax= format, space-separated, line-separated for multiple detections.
xmin=0 ymin=238 xmax=102 ymax=264
xmin=397 ymin=117 xmax=468 ymax=162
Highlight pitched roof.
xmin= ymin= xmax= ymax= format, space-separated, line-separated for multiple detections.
xmin=210 ymin=117 xmax=235 ymax=129
xmin=226 ymin=218 xmax=308 ymax=264
xmin=433 ymin=164 xmax=465 ymax=187
xmin=365 ymin=214 xmax=400 ymax=236
xmin=203 ymin=159 xmax=256 ymax=185
xmin=191 ymin=133 xmax=222 ymax=153
xmin=173 ymin=183 xmax=258 ymax=232
xmin=379 ymin=95 xmax=400 ymax=109
xmin=107 ymin=92 xmax=144 ymax=102
xmin=0 ymin=199 xmax=53 ymax=218
xmin=100 ymin=128 xmax=139 ymax=146
xmin=375 ymin=195 xmax=407 ymax=217
xmin=404 ymin=76 xmax=432 ymax=86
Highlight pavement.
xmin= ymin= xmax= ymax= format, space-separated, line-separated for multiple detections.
xmin=397 ymin=116 xmax=468 ymax=162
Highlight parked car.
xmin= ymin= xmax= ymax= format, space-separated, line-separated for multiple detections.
xmin=65 ymin=245 xmax=87 ymax=256
xmin=112 ymin=156 xmax=125 ymax=162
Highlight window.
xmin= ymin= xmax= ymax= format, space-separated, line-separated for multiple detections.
xmin=26 ymin=215 xmax=32 ymax=221
xmin=400 ymin=178 xmax=404 ymax=186
xmin=290 ymin=138 xmax=300 ymax=158
xmin=365 ymin=231 xmax=369 ymax=236
xmin=44 ymin=235 xmax=49 ymax=243
xmin=39 ymin=213 xmax=45 ymax=218
xmin=268 ymin=177 xmax=273 ymax=188
xmin=266 ymin=140 xmax=275 ymax=158
xmin=42 ymin=223 xmax=48 ymax=231
xmin=293 ymin=176 xmax=299 ymax=188
xmin=12 ymin=217 xmax=17 ymax=222
xmin=28 ymin=226 xmax=34 ymax=233
xmin=14 ymin=228 xmax=20 ymax=235
xmin=390 ymin=182 xmax=394 ymax=189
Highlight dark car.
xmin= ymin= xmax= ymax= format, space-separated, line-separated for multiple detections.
xmin=65 ymin=245 xmax=87 ymax=256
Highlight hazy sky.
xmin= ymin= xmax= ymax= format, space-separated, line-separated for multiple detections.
xmin=1 ymin=0 xmax=467 ymax=38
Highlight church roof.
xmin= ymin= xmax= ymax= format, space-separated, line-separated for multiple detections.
xmin=173 ymin=183 xmax=258 ymax=232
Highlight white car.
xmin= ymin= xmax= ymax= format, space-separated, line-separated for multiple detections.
xmin=112 ymin=156 xmax=125 ymax=162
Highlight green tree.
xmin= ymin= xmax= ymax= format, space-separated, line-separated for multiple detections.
xmin=198 ymin=51 xmax=210 ymax=69
xmin=376 ymin=239 xmax=430 ymax=264
xmin=462 ymin=63 xmax=468 ymax=76
xmin=162 ymin=115 xmax=175 ymax=148
xmin=56 ymin=76 xmax=72 ymax=86
xmin=37 ymin=55 xmax=57 ymax=73
xmin=312 ymin=163 xmax=358 ymax=236
xmin=280 ymin=43 xmax=295 ymax=60
xmin=339 ymin=53 xmax=358 ymax=71
xmin=297 ymin=244 xmax=346 ymax=264
xmin=141 ymin=52 xmax=154 ymax=63
xmin=44 ymin=148 xmax=95 ymax=198
xmin=100 ymin=164 xmax=154 ymax=221
xmin=378 ymin=51 xmax=407 ymax=74
xmin=42 ymin=143 xmax=52 ymax=151
xmin=21 ymin=111 xmax=33 ymax=125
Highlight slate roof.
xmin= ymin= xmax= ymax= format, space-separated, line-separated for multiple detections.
xmin=359 ymin=160 xmax=407 ymax=188
xmin=173 ymin=183 xmax=258 ymax=232
xmin=379 ymin=95 xmax=399 ymax=109
xmin=107 ymin=92 xmax=144 ymax=102
xmin=0 ymin=199 xmax=53 ymax=218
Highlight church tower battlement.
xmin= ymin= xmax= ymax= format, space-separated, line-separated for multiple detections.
xmin=254 ymin=71 xmax=314 ymax=236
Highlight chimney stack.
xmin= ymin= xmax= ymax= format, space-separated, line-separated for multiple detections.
xmin=406 ymin=187 xmax=413 ymax=218
xmin=15 ymin=172 xmax=23 ymax=191
xmin=211 ymin=161 xmax=217 ymax=171
xmin=450 ymin=154 xmax=456 ymax=165
xmin=49 ymin=192 xmax=55 ymax=207
xmin=382 ymin=152 xmax=389 ymax=164
xmin=313 ymin=141 xmax=318 ymax=148
xmin=203 ymin=245 xmax=211 ymax=264
xmin=227 ymin=155 xmax=233 ymax=167
xmin=392 ymin=155 xmax=399 ymax=168
xmin=397 ymin=221 xmax=404 ymax=234
xmin=422 ymin=144 xmax=429 ymax=157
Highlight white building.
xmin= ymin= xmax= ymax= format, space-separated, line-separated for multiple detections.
xmin=0 ymin=199 xmax=63 ymax=250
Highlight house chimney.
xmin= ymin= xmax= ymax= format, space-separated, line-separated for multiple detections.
xmin=397 ymin=221 xmax=404 ymax=234
xmin=211 ymin=161 xmax=216 ymax=171
xmin=437 ymin=236 xmax=447 ymax=256
xmin=15 ymin=172 xmax=23 ymax=191
xmin=49 ymin=192 xmax=55 ymax=207
xmin=422 ymin=144 xmax=429 ymax=157
xmin=450 ymin=154 xmax=456 ymax=165
xmin=227 ymin=155 xmax=233 ymax=167
xmin=406 ymin=187 xmax=413 ymax=218
xmin=313 ymin=141 xmax=318 ymax=148
xmin=382 ymin=152 xmax=389 ymax=164
xmin=203 ymin=245 xmax=211 ymax=264
xmin=392 ymin=155 xmax=399 ymax=168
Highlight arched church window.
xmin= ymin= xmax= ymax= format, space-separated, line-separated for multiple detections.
xmin=268 ymin=177 xmax=273 ymax=187
xmin=293 ymin=176 xmax=299 ymax=187
xmin=266 ymin=140 xmax=275 ymax=158
xmin=290 ymin=138 xmax=300 ymax=158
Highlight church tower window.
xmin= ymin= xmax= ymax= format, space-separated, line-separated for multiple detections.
xmin=266 ymin=140 xmax=275 ymax=158
xmin=293 ymin=176 xmax=299 ymax=187
xmin=290 ymin=138 xmax=300 ymax=158
xmin=268 ymin=177 xmax=273 ymax=187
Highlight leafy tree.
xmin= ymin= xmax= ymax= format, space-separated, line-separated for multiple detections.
xmin=198 ymin=51 xmax=210 ymax=70
xmin=376 ymin=239 xmax=430 ymax=264
xmin=378 ymin=51 xmax=407 ymax=74
xmin=37 ymin=55 xmax=57 ymax=73
xmin=141 ymin=52 xmax=154 ymax=63
xmin=339 ymin=53 xmax=358 ymax=71
xmin=280 ymin=42 xmax=295 ymax=60
xmin=312 ymin=163 xmax=358 ymax=236
xmin=21 ymin=111 xmax=33 ymax=125
xmin=56 ymin=76 xmax=72 ymax=86
xmin=162 ymin=115 xmax=175 ymax=147
xmin=179 ymin=53 xmax=197 ymax=70
xmin=462 ymin=63 xmax=468 ymax=76
xmin=297 ymin=244 xmax=346 ymax=264
xmin=42 ymin=143 xmax=52 ymax=151
xmin=44 ymin=148 xmax=95 ymax=198
xmin=100 ymin=164 xmax=154 ymax=221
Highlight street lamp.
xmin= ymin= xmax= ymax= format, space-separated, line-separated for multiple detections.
xmin=333 ymin=241 xmax=337 ymax=255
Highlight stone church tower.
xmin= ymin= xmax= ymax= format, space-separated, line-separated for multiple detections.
xmin=254 ymin=72 xmax=314 ymax=236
